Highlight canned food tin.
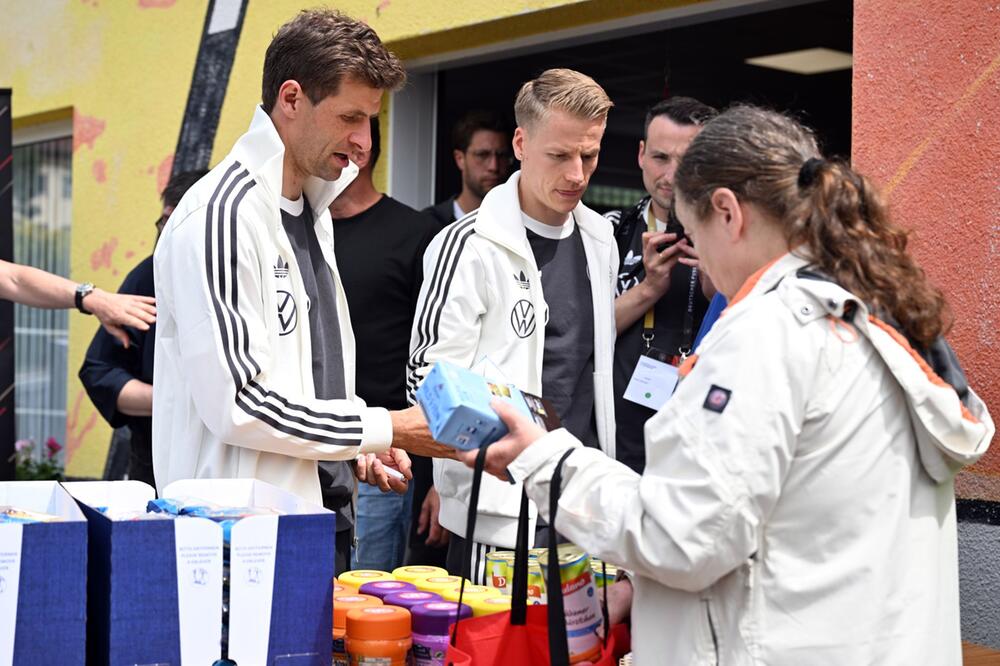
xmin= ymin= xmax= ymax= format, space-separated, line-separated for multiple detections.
xmin=539 ymin=545 xmax=603 ymax=664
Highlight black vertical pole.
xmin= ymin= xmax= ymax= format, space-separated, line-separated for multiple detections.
xmin=0 ymin=90 xmax=15 ymax=480
xmin=171 ymin=0 xmax=250 ymax=176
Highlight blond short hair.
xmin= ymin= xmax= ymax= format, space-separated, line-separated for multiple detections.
xmin=514 ymin=68 xmax=613 ymax=130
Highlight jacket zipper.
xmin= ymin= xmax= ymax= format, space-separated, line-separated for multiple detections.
xmin=703 ymin=598 xmax=719 ymax=665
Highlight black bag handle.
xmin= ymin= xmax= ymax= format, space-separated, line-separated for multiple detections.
xmin=451 ymin=443 xmax=491 ymax=648
xmin=544 ymin=449 xmax=575 ymax=666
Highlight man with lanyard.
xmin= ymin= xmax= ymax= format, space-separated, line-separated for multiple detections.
xmin=608 ymin=97 xmax=717 ymax=474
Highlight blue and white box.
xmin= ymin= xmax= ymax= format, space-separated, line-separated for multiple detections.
xmin=415 ymin=361 xmax=559 ymax=450
xmin=65 ymin=478 xmax=336 ymax=666
xmin=0 ymin=481 xmax=87 ymax=666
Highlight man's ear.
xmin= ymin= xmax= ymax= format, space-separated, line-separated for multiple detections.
xmin=453 ymin=149 xmax=466 ymax=172
xmin=275 ymin=80 xmax=304 ymax=119
xmin=637 ymin=140 xmax=646 ymax=170
xmin=512 ymin=126 xmax=526 ymax=162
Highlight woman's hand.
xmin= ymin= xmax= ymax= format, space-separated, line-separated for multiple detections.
xmin=458 ymin=399 xmax=546 ymax=481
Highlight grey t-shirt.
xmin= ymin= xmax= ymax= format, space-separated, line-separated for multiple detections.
xmin=280 ymin=196 xmax=354 ymax=529
xmin=523 ymin=212 xmax=599 ymax=449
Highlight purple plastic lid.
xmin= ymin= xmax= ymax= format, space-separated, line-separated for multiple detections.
xmin=382 ymin=590 xmax=443 ymax=611
xmin=358 ymin=580 xmax=418 ymax=600
xmin=410 ymin=601 xmax=473 ymax=636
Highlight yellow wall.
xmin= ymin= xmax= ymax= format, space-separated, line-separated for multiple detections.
xmin=0 ymin=0 xmax=699 ymax=476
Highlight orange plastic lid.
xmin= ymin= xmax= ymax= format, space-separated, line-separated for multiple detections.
xmin=334 ymin=582 xmax=358 ymax=597
xmin=333 ymin=594 xmax=383 ymax=629
xmin=346 ymin=605 xmax=411 ymax=640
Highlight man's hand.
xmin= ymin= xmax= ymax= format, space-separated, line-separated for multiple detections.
xmin=638 ymin=231 xmax=685 ymax=301
xmin=457 ymin=399 xmax=546 ymax=481
xmin=597 ymin=578 xmax=634 ymax=639
xmin=85 ymin=289 xmax=157 ymax=349
xmin=390 ymin=406 xmax=459 ymax=460
xmin=675 ymin=241 xmax=717 ymax=299
xmin=417 ymin=486 xmax=449 ymax=547
xmin=355 ymin=448 xmax=412 ymax=494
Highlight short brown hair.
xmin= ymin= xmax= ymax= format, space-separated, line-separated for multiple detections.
xmin=262 ymin=9 xmax=406 ymax=113
xmin=514 ymin=68 xmax=613 ymax=131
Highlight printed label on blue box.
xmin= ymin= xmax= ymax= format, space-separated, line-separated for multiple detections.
xmin=228 ymin=515 xmax=279 ymax=666
xmin=174 ymin=518 xmax=223 ymax=665
xmin=0 ymin=524 xmax=22 ymax=666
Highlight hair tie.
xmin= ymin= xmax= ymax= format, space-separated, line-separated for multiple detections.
xmin=798 ymin=157 xmax=825 ymax=189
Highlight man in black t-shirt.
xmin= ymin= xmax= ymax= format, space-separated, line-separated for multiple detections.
xmin=607 ymin=97 xmax=718 ymax=474
xmin=331 ymin=119 xmax=442 ymax=571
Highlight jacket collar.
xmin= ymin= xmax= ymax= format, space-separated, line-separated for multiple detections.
xmin=724 ymin=251 xmax=812 ymax=313
xmin=230 ymin=106 xmax=358 ymax=220
xmin=474 ymin=171 xmax=611 ymax=258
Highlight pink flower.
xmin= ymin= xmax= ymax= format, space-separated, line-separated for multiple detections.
xmin=14 ymin=439 xmax=32 ymax=452
xmin=46 ymin=437 xmax=62 ymax=457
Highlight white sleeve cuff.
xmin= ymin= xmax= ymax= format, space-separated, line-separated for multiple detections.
xmin=358 ymin=407 xmax=392 ymax=454
xmin=507 ymin=428 xmax=581 ymax=484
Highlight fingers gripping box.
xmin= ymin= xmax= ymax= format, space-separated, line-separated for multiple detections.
xmin=414 ymin=361 xmax=560 ymax=450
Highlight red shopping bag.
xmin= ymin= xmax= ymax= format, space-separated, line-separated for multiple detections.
xmin=445 ymin=447 xmax=630 ymax=665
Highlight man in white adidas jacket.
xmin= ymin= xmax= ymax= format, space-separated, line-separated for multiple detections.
xmin=153 ymin=10 xmax=451 ymax=516
xmin=406 ymin=69 xmax=618 ymax=579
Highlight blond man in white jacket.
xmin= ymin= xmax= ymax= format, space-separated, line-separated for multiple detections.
xmin=466 ymin=106 xmax=994 ymax=664
xmin=406 ymin=69 xmax=618 ymax=580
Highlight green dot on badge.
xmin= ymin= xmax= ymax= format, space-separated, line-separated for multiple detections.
xmin=644 ymin=392 xmax=652 ymax=399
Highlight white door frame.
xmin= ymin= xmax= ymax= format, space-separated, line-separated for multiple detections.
xmin=388 ymin=0 xmax=820 ymax=208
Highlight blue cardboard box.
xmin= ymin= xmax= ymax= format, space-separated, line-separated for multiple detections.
xmin=0 ymin=481 xmax=87 ymax=666
xmin=65 ymin=479 xmax=336 ymax=666
xmin=415 ymin=361 xmax=559 ymax=450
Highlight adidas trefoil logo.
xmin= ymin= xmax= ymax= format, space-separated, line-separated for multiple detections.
xmin=274 ymin=255 xmax=289 ymax=279
xmin=514 ymin=270 xmax=530 ymax=290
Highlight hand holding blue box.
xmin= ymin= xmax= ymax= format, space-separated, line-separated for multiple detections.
xmin=415 ymin=361 xmax=560 ymax=450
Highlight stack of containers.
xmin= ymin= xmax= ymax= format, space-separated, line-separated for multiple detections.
xmin=391 ymin=565 xmax=448 ymax=585
xmin=410 ymin=601 xmax=472 ymax=665
xmin=359 ymin=580 xmax=417 ymax=601
xmin=333 ymin=595 xmax=382 ymax=666
xmin=339 ymin=569 xmax=395 ymax=589
xmin=346 ymin=606 xmax=412 ymax=666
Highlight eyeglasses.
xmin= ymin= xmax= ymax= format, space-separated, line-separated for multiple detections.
xmin=468 ymin=149 xmax=514 ymax=164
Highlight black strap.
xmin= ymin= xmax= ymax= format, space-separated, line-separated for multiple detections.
xmin=600 ymin=561 xmax=610 ymax=648
xmin=545 ymin=449 xmax=576 ymax=666
xmin=451 ymin=444 xmax=491 ymax=647
xmin=510 ymin=489 xmax=531 ymax=625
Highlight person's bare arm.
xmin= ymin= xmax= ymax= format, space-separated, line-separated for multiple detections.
xmin=116 ymin=379 xmax=153 ymax=417
xmin=0 ymin=259 xmax=156 ymax=348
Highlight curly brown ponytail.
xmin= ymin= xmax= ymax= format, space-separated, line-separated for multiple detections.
xmin=674 ymin=105 xmax=949 ymax=348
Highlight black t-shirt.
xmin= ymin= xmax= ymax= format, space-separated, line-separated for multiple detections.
xmin=280 ymin=197 xmax=354 ymax=527
xmin=612 ymin=199 xmax=710 ymax=474
xmin=525 ymin=215 xmax=599 ymax=449
xmin=78 ymin=254 xmax=156 ymax=485
xmin=332 ymin=195 xmax=440 ymax=411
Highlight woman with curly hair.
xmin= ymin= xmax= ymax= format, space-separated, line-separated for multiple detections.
xmin=462 ymin=106 xmax=994 ymax=664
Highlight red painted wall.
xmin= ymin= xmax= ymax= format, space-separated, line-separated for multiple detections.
xmin=852 ymin=1 xmax=1000 ymax=498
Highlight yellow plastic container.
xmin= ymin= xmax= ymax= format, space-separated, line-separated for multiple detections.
xmin=339 ymin=570 xmax=395 ymax=589
xmin=414 ymin=575 xmax=470 ymax=595
xmin=391 ymin=565 xmax=448 ymax=585
xmin=466 ymin=595 xmax=513 ymax=617
xmin=440 ymin=584 xmax=502 ymax=605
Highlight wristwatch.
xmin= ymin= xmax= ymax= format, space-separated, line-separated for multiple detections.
xmin=75 ymin=282 xmax=95 ymax=315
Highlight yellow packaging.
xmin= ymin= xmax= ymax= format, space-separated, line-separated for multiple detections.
xmin=485 ymin=551 xmax=515 ymax=593
xmin=467 ymin=595 xmax=513 ymax=617
xmin=391 ymin=565 xmax=448 ymax=584
xmin=440 ymin=584 xmax=501 ymax=604
xmin=414 ymin=575 xmax=470 ymax=595
xmin=339 ymin=570 xmax=395 ymax=589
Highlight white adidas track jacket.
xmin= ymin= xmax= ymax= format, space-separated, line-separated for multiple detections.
xmin=152 ymin=106 xmax=392 ymax=504
xmin=406 ymin=171 xmax=618 ymax=548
